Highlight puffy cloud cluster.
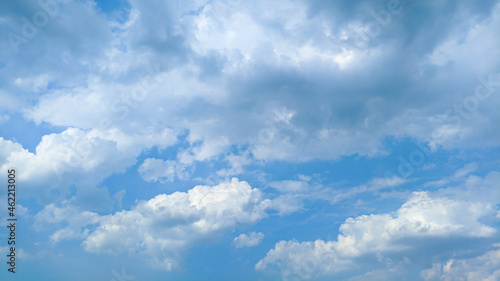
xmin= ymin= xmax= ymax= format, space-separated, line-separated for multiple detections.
xmin=0 ymin=126 xmax=176 ymax=202
xmin=256 ymin=191 xmax=497 ymax=279
xmin=36 ymin=178 xmax=311 ymax=271
xmin=255 ymin=239 xmax=344 ymax=280
xmin=58 ymin=178 xmax=271 ymax=271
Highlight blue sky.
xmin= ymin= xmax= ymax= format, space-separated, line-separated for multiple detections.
xmin=1 ymin=0 xmax=500 ymax=280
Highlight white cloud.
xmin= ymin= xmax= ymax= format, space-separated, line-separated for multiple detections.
xmin=4 ymin=0 xmax=497 ymax=177
xmin=255 ymin=239 xmax=347 ymax=280
xmin=421 ymin=248 xmax=500 ymax=281
xmin=0 ymin=247 xmax=30 ymax=260
xmin=27 ymin=87 xmax=110 ymax=129
xmin=451 ymin=162 xmax=479 ymax=180
xmin=81 ymin=178 xmax=271 ymax=271
xmin=269 ymin=180 xmax=310 ymax=194
xmin=268 ymin=194 xmax=305 ymax=216
xmin=425 ymin=162 xmax=479 ymax=187
xmin=0 ymin=126 xmax=177 ymax=202
xmin=257 ymin=191 xmax=497 ymax=279
xmin=0 ymin=0 xmax=499 ymax=279
xmin=34 ymin=203 xmax=100 ymax=243
xmin=34 ymin=178 xmax=275 ymax=271
xmin=217 ymin=152 xmax=252 ymax=177
xmin=348 ymin=258 xmax=413 ymax=281
xmin=138 ymin=158 xmax=190 ymax=183
xmin=233 ymin=232 xmax=265 ymax=248
xmin=265 ymin=175 xmax=409 ymax=215
xmin=0 ymin=128 xmax=130 ymax=196
xmin=426 ymin=4 xmax=500 ymax=73
xmin=385 ymin=192 xmax=495 ymax=238
xmin=437 ymin=171 xmax=500 ymax=206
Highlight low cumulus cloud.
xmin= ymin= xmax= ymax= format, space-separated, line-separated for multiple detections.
xmin=35 ymin=178 xmax=281 ymax=271
xmin=257 ymin=186 xmax=498 ymax=279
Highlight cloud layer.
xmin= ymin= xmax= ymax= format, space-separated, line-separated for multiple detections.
xmin=1 ymin=0 xmax=499 ymax=280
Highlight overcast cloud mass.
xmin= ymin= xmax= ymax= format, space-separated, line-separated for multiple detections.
xmin=0 ymin=0 xmax=499 ymax=280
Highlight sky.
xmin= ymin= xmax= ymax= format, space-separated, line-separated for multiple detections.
xmin=0 ymin=0 xmax=499 ymax=280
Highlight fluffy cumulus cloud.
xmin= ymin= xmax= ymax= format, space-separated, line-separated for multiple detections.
xmin=233 ymin=232 xmax=265 ymax=249
xmin=257 ymin=190 xmax=498 ymax=279
xmin=0 ymin=125 xmax=176 ymax=202
xmin=60 ymin=178 xmax=271 ymax=271
xmin=33 ymin=178 xmax=276 ymax=271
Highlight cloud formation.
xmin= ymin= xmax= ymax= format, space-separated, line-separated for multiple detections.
xmin=421 ymin=248 xmax=500 ymax=281
xmin=1 ymin=0 xmax=499 ymax=279
xmin=233 ymin=232 xmax=265 ymax=249
xmin=257 ymin=190 xmax=497 ymax=279
xmin=2 ymin=0 xmax=497 ymax=177
xmin=34 ymin=178 xmax=272 ymax=271
xmin=0 ymin=126 xmax=176 ymax=202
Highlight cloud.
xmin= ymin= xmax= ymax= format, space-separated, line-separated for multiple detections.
xmin=233 ymin=232 xmax=265 ymax=248
xmin=0 ymin=0 xmax=113 ymax=93
xmin=332 ymin=175 xmax=408 ymax=203
xmin=80 ymin=178 xmax=271 ymax=271
xmin=269 ymin=180 xmax=311 ymax=194
xmin=255 ymin=239 xmax=347 ymax=280
xmin=216 ymin=151 xmax=252 ymax=177
xmin=436 ymin=170 xmax=500 ymax=206
xmin=0 ymin=129 xmax=129 ymax=202
xmin=265 ymin=174 xmax=409 ymax=215
xmin=347 ymin=258 xmax=414 ymax=281
xmin=0 ymin=126 xmax=176 ymax=202
xmin=257 ymin=191 xmax=497 ymax=279
xmin=383 ymin=192 xmax=495 ymax=238
xmin=420 ymin=248 xmax=500 ymax=281
xmin=267 ymin=194 xmax=305 ymax=216
xmin=34 ymin=203 xmax=100 ymax=243
xmin=424 ymin=162 xmax=479 ymax=187
xmin=5 ymin=0 xmax=497 ymax=174
xmin=0 ymin=247 xmax=30 ymax=261
xmin=35 ymin=178 xmax=274 ymax=271
xmin=138 ymin=158 xmax=190 ymax=183
xmin=1 ymin=0 xmax=499 ymax=280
